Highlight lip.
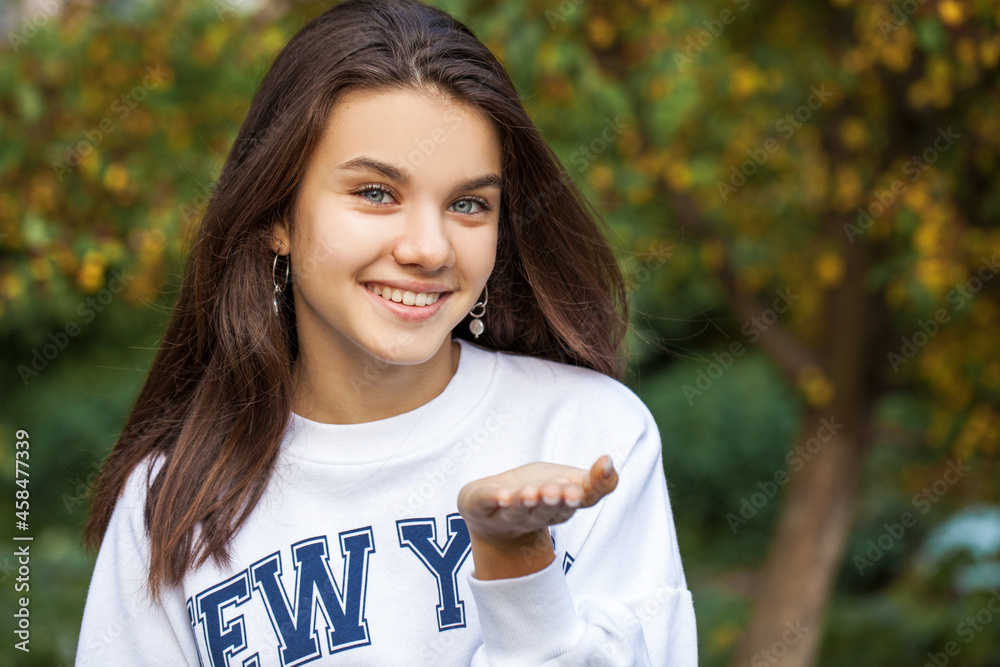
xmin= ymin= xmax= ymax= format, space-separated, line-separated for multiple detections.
xmin=362 ymin=283 xmax=452 ymax=322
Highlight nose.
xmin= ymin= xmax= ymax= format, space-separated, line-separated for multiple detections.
xmin=392 ymin=201 xmax=454 ymax=270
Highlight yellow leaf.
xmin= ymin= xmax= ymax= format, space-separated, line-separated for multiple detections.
xmin=627 ymin=183 xmax=653 ymax=205
xmin=1 ymin=273 xmax=25 ymax=300
xmin=728 ymin=66 xmax=761 ymax=99
xmin=30 ymin=256 xmax=52 ymax=282
xmin=76 ymin=250 xmax=107 ymax=293
xmin=955 ymin=37 xmax=978 ymax=69
xmin=80 ymin=150 xmax=102 ymax=179
xmin=585 ymin=15 xmax=616 ymax=49
xmin=103 ymin=163 xmax=130 ymax=194
xmin=816 ymin=252 xmax=845 ymax=287
xmin=797 ymin=365 xmax=834 ymax=408
xmin=981 ymin=36 xmax=1000 ymax=68
xmin=645 ymin=75 xmax=667 ymax=101
xmin=588 ymin=164 xmax=614 ymax=191
xmin=663 ymin=161 xmax=691 ymax=189
xmin=262 ymin=26 xmax=287 ymax=54
xmin=938 ymin=0 xmax=964 ymax=26
xmin=838 ymin=117 xmax=869 ymax=151
xmin=832 ymin=164 xmax=862 ymax=211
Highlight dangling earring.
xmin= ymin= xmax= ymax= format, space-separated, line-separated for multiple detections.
xmin=272 ymin=242 xmax=289 ymax=317
xmin=469 ymin=285 xmax=487 ymax=339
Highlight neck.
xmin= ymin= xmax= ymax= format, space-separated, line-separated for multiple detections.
xmin=290 ymin=339 xmax=460 ymax=425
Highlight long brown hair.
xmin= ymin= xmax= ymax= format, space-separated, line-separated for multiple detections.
xmin=83 ymin=0 xmax=629 ymax=601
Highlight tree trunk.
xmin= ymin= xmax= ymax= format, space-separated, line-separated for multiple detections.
xmin=727 ymin=410 xmax=869 ymax=667
xmin=728 ymin=234 xmax=878 ymax=667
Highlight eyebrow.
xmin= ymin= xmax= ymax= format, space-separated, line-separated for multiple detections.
xmin=337 ymin=156 xmax=502 ymax=192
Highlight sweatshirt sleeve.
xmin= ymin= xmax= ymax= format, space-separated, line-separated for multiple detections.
xmin=466 ymin=396 xmax=698 ymax=666
xmin=75 ymin=457 xmax=201 ymax=666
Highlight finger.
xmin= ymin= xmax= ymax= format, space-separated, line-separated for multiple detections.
xmin=583 ymin=455 xmax=618 ymax=506
xmin=517 ymin=485 xmax=541 ymax=509
xmin=536 ymin=483 xmax=586 ymax=523
xmin=462 ymin=483 xmax=512 ymax=515
xmin=563 ymin=482 xmax=584 ymax=508
xmin=539 ymin=482 xmax=563 ymax=507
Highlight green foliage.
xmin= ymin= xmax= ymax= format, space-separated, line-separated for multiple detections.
xmin=2 ymin=0 xmax=998 ymax=663
xmin=638 ymin=352 xmax=802 ymax=565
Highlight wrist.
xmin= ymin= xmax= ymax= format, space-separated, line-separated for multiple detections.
xmin=468 ymin=527 xmax=554 ymax=580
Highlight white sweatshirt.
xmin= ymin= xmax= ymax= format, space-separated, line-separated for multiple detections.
xmin=76 ymin=337 xmax=697 ymax=666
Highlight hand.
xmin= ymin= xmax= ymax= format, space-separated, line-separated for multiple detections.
xmin=457 ymin=456 xmax=619 ymax=580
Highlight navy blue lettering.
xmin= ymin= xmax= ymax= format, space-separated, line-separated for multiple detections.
xmin=250 ymin=530 xmax=375 ymax=665
xmin=397 ymin=514 xmax=472 ymax=630
xmin=563 ymin=552 xmax=575 ymax=574
xmin=193 ymin=571 xmax=256 ymax=667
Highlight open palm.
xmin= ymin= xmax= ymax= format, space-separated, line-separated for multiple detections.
xmin=457 ymin=456 xmax=619 ymax=541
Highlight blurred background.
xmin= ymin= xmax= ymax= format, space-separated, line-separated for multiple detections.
xmin=1 ymin=0 xmax=999 ymax=664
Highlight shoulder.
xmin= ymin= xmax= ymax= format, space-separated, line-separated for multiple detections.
xmin=497 ymin=346 xmax=652 ymax=416
xmin=107 ymin=452 xmax=168 ymax=532
xmin=470 ymin=342 xmax=659 ymax=461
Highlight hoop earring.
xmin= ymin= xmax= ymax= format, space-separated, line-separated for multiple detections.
xmin=468 ymin=285 xmax=487 ymax=339
xmin=272 ymin=242 xmax=289 ymax=317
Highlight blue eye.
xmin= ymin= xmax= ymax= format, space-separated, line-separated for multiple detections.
xmin=352 ymin=185 xmax=492 ymax=214
xmin=364 ymin=189 xmax=388 ymax=203
xmin=452 ymin=199 xmax=482 ymax=213
xmin=450 ymin=198 xmax=491 ymax=215
xmin=354 ymin=184 xmax=396 ymax=206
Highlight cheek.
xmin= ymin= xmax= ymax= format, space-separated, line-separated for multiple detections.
xmin=293 ymin=207 xmax=382 ymax=275
xmin=458 ymin=226 xmax=498 ymax=276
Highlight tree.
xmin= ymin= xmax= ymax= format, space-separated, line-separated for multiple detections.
xmin=466 ymin=0 xmax=1000 ymax=663
xmin=504 ymin=0 xmax=999 ymax=664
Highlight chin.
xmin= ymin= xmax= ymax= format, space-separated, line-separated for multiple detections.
xmin=359 ymin=329 xmax=450 ymax=366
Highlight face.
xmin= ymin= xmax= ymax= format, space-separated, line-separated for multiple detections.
xmin=273 ymin=87 xmax=501 ymax=369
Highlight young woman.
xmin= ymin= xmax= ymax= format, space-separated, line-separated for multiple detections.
xmin=77 ymin=0 xmax=697 ymax=664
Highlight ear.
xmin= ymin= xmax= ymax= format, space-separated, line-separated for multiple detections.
xmin=270 ymin=220 xmax=291 ymax=255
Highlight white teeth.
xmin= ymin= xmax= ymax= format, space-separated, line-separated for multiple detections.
xmin=366 ymin=283 xmax=443 ymax=307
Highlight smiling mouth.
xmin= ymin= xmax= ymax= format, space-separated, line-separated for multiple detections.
xmin=364 ymin=283 xmax=447 ymax=307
